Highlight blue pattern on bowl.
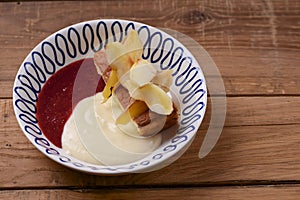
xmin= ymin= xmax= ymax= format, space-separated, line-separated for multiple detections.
xmin=13 ymin=19 xmax=207 ymax=174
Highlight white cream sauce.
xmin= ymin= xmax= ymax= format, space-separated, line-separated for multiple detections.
xmin=61 ymin=93 xmax=162 ymax=166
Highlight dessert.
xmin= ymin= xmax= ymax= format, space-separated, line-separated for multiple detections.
xmin=38 ymin=30 xmax=178 ymax=166
xmin=93 ymin=30 xmax=178 ymax=137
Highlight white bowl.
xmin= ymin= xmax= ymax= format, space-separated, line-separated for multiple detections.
xmin=13 ymin=19 xmax=207 ymax=174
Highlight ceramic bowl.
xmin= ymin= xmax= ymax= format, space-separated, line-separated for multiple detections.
xmin=13 ymin=19 xmax=207 ymax=174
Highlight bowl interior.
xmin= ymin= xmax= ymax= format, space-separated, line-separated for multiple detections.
xmin=13 ymin=19 xmax=207 ymax=174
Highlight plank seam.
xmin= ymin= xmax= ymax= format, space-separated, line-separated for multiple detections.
xmin=0 ymin=180 xmax=300 ymax=191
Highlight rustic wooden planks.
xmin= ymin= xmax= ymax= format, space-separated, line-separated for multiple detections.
xmin=0 ymin=0 xmax=300 ymax=199
xmin=1 ymin=1 xmax=300 ymax=97
xmin=0 ymin=186 xmax=299 ymax=200
xmin=1 ymin=96 xmax=300 ymax=187
xmin=1 ymin=123 xmax=299 ymax=187
xmin=3 ymin=49 xmax=300 ymax=98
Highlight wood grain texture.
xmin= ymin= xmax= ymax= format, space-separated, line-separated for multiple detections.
xmin=1 ymin=123 xmax=299 ymax=187
xmin=4 ymin=96 xmax=300 ymax=132
xmin=1 ymin=0 xmax=300 ymax=199
xmin=0 ymin=186 xmax=299 ymax=200
xmin=1 ymin=1 xmax=300 ymax=97
xmin=1 ymin=96 xmax=300 ymax=187
xmin=3 ymin=49 xmax=300 ymax=98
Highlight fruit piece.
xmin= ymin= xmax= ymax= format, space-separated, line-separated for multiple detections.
xmin=101 ymin=30 xmax=175 ymax=133
xmin=128 ymin=100 xmax=149 ymax=119
xmin=105 ymin=42 xmax=132 ymax=78
xmin=151 ymin=70 xmax=173 ymax=92
xmin=105 ymin=42 xmax=124 ymax=68
xmin=102 ymin=69 xmax=118 ymax=100
xmin=123 ymin=30 xmax=143 ymax=63
xmin=121 ymin=78 xmax=139 ymax=97
xmin=130 ymin=60 xmax=157 ymax=87
xmin=131 ymin=83 xmax=173 ymax=115
xmin=116 ymin=109 xmax=131 ymax=125
xmin=116 ymin=100 xmax=148 ymax=125
xmin=105 ymin=30 xmax=144 ymax=81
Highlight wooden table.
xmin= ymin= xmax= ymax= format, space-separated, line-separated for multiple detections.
xmin=1 ymin=1 xmax=300 ymax=199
